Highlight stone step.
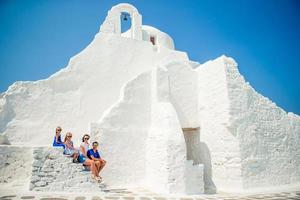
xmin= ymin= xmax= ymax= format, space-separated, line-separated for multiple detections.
xmin=30 ymin=147 xmax=107 ymax=192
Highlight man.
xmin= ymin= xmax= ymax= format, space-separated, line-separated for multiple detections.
xmin=87 ymin=141 xmax=106 ymax=182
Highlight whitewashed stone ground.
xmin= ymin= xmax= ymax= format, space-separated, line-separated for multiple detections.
xmin=0 ymin=190 xmax=300 ymax=200
xmin=30 ymin=147 xmax=107 ymax=192
xmin=0 ymin=146 xmax=32 ymax=184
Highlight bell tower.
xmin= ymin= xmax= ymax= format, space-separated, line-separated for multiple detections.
xmin=100 ymin=3 xmax=142 ymax=40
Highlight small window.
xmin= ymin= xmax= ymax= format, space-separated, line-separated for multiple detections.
xmin=150 ymin=36 xmax=156 ymax=45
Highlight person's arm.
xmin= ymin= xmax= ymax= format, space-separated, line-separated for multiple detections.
xmin=56 ymin=134 xmax=63 ymax=144
xmin=80 ymin=145 xmax=87 ymax=157
xmin=90 ymin=155 xmax=101 ymax=161
xmin=55 ymin=135 xmax=59 ymax=143
xmin=69 ymin=141 xmax=76 ymax=150
xmin=65 ymin=141 xmax=73 ymax=149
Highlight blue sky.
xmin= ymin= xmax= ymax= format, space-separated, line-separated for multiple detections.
xmin=0 ymin=0 xmax=299 ymax=114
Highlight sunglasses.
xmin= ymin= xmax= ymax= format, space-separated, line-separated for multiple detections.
xmin=67 ymin=136 xmax=72 ymax=138
xmin=84 ymin=137 xmax=89 ymax=140
xmin=56 ymin=129 xmax=62 ymax=132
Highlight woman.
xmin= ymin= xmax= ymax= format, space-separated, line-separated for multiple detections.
xmin=63 ymin=132 xmax=79 ymax=163
xmin=78 ymin=134 xmax=101 ymax=181
xmin=52 ymin=126 xmax=65 ymax=148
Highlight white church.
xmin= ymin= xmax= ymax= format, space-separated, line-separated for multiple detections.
xmin=0 ymin=3 xmax=299 ymax=195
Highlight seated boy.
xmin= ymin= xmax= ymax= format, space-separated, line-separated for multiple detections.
xmin=87 ymin=141 xmax=106 ymax=181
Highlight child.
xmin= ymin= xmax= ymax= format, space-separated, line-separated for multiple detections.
xmin=63 ymin=132 xmax=79 ymax=163
xmin=52 ymin=126 xmax=65 ymax=148
xmin=78 ymin=134 xmax=90 ymax=163
xmin=87 ymin=141 xmax=106 ymax=182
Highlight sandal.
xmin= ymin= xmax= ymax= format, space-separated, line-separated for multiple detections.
xmin=95 ymin=176 xmax=102 ymax=182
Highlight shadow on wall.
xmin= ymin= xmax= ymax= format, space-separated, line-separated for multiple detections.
xmin=200 ymin=141 xmax=217 ymax=194
xmin=183 ymin=128 xmax=217 ymax=194
xmin=0 ymin=98 xmax=16 ymax=136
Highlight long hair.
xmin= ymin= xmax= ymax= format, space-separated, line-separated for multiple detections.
xmin=64 ymin=132 xmax=72 ymax=143
xmin=82 ymin=134 xmax=90 ymax=142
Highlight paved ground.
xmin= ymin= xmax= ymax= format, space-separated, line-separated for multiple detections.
xmin=0 ymin=188 xmax=300 ymax=200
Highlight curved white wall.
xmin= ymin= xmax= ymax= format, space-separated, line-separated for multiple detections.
xmin=100 ymin=3 xmax=142 ymax=40
xmin=0 ymin=33 xmax=188 ymax=145
xmin=91 ymin=66 xmax=204 ymax=194
xmin=142 ymin=25 xmax=175 ymax=50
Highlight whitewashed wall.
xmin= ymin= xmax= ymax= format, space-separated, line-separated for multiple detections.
xmin=196 ymin=56 xmax=243 ymax=192
xmin=0 ymin=32 xmax=188 ymax=146
xmin=224 ymin=56 xmax=300 ymax=189
xmin=91 ymin=71 xmax=152 ymax=188
xmin=100 ymin=3 xmax=142 ymax=40
xmin=91 ymin=66 xmax=204 ymax=194
xmin=197 ymin=55 xmax=300 ymax=192
xmin=0 ymin=3 xmax=299 ymax=195
xmin=165 ymin=61 xmax=199 ymax=128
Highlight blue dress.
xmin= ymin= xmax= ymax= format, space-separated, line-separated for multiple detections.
xmin=53 ymin=135 xmax=65 ymax=148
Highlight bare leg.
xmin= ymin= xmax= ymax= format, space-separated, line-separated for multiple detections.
xmin=73 ymin=153 xmax=79 ymax=162
xmin=84 ymin=159 xmax=98 ymax=177
xmin=95 ymin=161 xmax=101 ymax=176
xmin=98 ymin=160 xmax=106 ymax=173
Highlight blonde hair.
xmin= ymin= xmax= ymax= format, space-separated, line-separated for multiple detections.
xmin=64 ymin=132 xmax=72 ymax=143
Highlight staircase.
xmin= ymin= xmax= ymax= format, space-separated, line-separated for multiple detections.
xmin=30 ymin=147 xmax=107 ymax=192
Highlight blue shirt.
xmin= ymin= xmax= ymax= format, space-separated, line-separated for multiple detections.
xmin=53 ymin=135 xmax=65 ymax=148
xmin=87 ymin=149 xmax=101 ymax=159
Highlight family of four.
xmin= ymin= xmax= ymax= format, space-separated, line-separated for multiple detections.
xmin=53 ymin=126 xmax=106 ymax=182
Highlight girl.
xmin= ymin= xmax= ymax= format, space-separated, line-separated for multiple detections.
xmin=63 ymin=132 xmax=79 ymax=163
xmin=78 ymin=134 xmax=90 ymax=163
xmin=53 ymin=126 xmax=65 ymax=148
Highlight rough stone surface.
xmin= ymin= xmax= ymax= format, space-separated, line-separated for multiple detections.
xmin=30 ymin=147 xmax=106 ymax=192
xmin=197 ymin=56 xmax=300 ymax=192
xmin=0 ymin=146 xmax=32 ymax=184
xmin=1 ymin=190 xmax=300 ymax=200
xmin=224 ymin=57 xmax=300 ymax=189
xmin=0 ymin=134 xmax=10 ymax=145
